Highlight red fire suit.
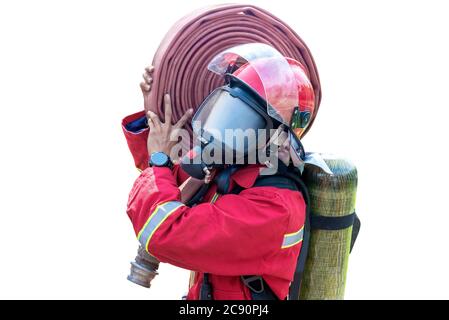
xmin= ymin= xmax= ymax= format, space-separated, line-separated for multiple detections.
xmin=123 ymin=111 xmax=306 ymax=300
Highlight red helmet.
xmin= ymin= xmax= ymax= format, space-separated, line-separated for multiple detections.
xmin=184 ymin=44 xmax=312 ymax=177
xmin=232 ymin=57 xmax=315 ymax=139
xmin=208 ymin=43 xmax=316 ymax=139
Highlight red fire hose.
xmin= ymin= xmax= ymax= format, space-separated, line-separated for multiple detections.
xmin=147 ymin=3 xmax=321 ymax=138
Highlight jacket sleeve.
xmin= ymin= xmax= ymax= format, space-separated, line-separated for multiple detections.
xmin=127 ymin=167 xmax=291 ymax=276
xmin=122 ymin=110 xmax=190 ymax=185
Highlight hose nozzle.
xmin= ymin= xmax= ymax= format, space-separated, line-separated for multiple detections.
xmin=127 ymin=246 xmax=160 ymax=288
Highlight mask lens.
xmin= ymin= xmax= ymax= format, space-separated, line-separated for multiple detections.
xmin=192 ymin=89 xmax=268 ymax=160
xmin=194 ymin=90 xmax=266 ymax=132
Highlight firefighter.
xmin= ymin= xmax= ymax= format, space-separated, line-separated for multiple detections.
xmin=122 ymin=43 xmax=316 ymax=300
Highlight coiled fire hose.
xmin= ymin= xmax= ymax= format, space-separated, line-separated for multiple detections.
xmin=147 ymin=3 xmax=321 ymax=132
xmin=128 ymin=3 xmax=322 ymax=291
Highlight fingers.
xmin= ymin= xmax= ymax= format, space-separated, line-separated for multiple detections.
xmin=140 ymin=81 xmax=151 ymax=93
xmin=141 ymin=66 xmax=154 ymax=94
xmin=143 ymin=72 xmax=153 ymax=86
xmin=145 ymin=66 xmax=154 ymax=75
xmin=147 ymin=91 xmax=193 ymax=131
xmin=164 ymin=94 xmax=172 ymax=125
xmin=147 ymin=115 xmax=155 ymax=131
xmin=147 ymin=111 xmax=161 ymax=130
xmin=174 ymin=108 xmax=194 ymax=129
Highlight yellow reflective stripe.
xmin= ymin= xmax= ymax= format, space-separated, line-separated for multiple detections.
xmin=137 ymin=201 xmax=185 ymax=250
xmin=281 ymin=227 xmax=304 ymax=249
xmin=136 ymin=201 xmax=173 ymax=240
xmin=210 ymin=193 xmax=219 ymax=204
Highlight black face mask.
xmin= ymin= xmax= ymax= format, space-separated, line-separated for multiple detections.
xmin=180 ymin=79 xmax=279 ymax=179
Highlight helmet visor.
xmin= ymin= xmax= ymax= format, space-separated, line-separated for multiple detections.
xmin=208 ymin=43 xmax=299 ymax=125
xmin=192 ymin=88 xmax=269 ymax=160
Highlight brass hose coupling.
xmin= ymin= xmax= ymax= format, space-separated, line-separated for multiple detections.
xmin=127 ymin=246 xmax=160 ymax=288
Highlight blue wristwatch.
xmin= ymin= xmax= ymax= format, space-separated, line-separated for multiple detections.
xmin=149 ymin=152 xmax=173 ymax=169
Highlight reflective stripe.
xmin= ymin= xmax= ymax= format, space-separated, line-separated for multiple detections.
xmin=281 ymin=227 xmax=304 ymax=249
xmin=138 ymin=201 xmax=185 ymax=250
xmin=210 ymin=193 xmax=219 ymax=204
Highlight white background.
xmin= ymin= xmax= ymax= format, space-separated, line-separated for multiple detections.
xmin=0 ymin=0 xmax=448 ymax=299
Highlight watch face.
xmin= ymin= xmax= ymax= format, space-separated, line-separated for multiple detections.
xmin=151 ymin=152 xmax=169 ymax=166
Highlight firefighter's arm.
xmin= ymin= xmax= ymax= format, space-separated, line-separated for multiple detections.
xmin=121 ymin=111 xmax=191 ymax=185
xmin=127 ymin=167 xmax=290 ymax=276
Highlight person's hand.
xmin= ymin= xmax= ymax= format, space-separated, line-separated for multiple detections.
xmin=141 ymin=66 xmax=154 ymax=108
xmin=140 ymin=66 xmax=154 ymax=95
xmin=147 ymin=94 xmax=193 ymax=156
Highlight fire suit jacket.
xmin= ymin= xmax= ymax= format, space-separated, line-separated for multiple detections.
xmin=122 ymin=111 xmax=306 ymax=300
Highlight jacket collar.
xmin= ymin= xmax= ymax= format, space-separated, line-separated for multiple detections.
xmin=230 ymin=164 xmax=265 ymax=189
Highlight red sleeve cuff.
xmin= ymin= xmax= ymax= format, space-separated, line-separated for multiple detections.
xmin=122 ymin=110 xmax=149 ymax=171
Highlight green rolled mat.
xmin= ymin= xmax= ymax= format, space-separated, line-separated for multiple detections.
xmin=299 ymin=155 xmax=358 ymax=300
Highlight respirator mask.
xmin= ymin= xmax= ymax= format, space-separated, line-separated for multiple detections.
xmin=180 ymin=43 xmax=309 ymax=179
xmin=180 ymin=77 xmax=282 ymax=179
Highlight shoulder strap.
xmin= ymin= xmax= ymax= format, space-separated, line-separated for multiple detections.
xmin=230 ymin=167 xmax=311 ymax=300
xmin=276 ymin=170 xmax=311 ymax=300
xmin=252 ymin=174 xmax=299 ymax=191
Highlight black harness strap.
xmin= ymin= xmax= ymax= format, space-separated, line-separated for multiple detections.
xmin=350 ymin=215 xmax=361 ymax=253
xmin=251 ymin=174 xmax=298 ymax=191
xmin=278 ymin=170 xmax=311 ymax=300
xmin=199 ymin=273 xmax=213 ymax=300
xmin=310 ymin=212 xmax=361 ymax=253
xmin=240 ymin=276 xmax=277 ymax=300
xmin=311 ymin=212 xmax=356 ymax=230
